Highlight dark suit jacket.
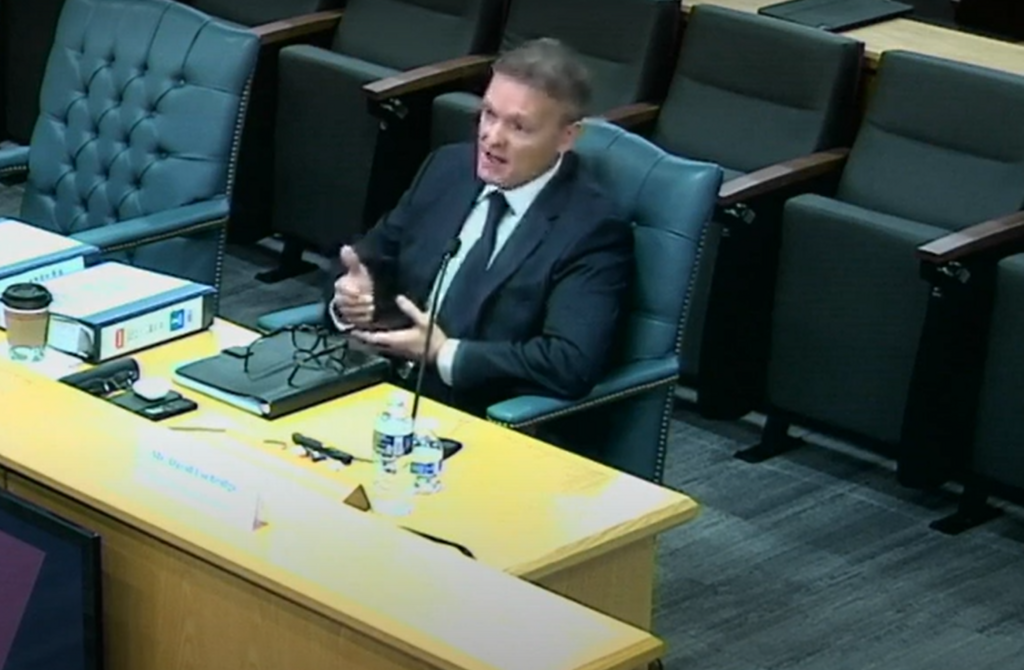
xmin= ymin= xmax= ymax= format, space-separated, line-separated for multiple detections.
xmin=342 ymin=142 xmax=633 ymax=415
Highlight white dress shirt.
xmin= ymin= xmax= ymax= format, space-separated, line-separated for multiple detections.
xmin=434 ymin=156 xmax=563 ymax=385
xmin=331 ymin=156 xmax=563 ymax=384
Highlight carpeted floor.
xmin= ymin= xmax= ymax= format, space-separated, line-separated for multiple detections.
xmin=4 ymin=185 xmax=1024 ymax=669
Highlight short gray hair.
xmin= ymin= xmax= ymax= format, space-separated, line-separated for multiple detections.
xmin=493 ymin=38 xmax=592 ymax=122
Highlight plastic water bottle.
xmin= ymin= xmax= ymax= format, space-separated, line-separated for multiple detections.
xmin=372 ymin=391 xmax=414 ymax=515
xmin=410 ymin=418 xmax=444 ymax=495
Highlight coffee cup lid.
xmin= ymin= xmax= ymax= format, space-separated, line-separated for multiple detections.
xmin=1 ymin=283 xmax=53 ymax=311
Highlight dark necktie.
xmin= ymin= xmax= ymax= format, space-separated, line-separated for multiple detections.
xmin=438 ymin=190 xmax=510 ymax=338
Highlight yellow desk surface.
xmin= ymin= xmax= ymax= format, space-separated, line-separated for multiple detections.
xmin=682 ymin=0 xmax=1024 ymax=77
xmin=120 ymin=321 xmax=698 ymax=583
xmin=0 ymin=321 xmax=700 ymax=670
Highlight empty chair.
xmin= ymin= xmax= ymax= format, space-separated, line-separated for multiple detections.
xmin=262 ymin=0 xmax=505 ymax=282
xmin=0 ymin=0 xmax=67 ymax=145
xmin=429 ymin=0 xmax=679 ymax=149
xmin=0 ymin=0 xmax=259 ymax=289
xmin=183 ymin=0 xmax=346 ymax=245
xmin=613 ymin=4 xmax=862 ymax=416
xmin=744 ymin=51 xmax=1024 ymax=465
xmin=187 ymin=0 xmax=343 ymax=26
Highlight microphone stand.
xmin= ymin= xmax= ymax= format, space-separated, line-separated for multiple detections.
xmin=411 ymin=238 xmax=462 ymax=423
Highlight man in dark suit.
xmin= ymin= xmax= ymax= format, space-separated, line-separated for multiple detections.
xmin=330 ymin=38 xmax=632 ymax=415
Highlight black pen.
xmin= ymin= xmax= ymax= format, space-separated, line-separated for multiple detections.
xmin=291 ymin=433 xmax=369 ymax=466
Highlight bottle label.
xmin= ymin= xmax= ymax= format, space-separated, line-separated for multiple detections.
xmin=410 ymin=460 xmax=441 ymax=477
xmin=374 ymin=430 xmax=412 ymax=459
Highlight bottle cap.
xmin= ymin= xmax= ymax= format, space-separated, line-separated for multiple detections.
xmin=1 ymin=283 xmax=52 ymax=311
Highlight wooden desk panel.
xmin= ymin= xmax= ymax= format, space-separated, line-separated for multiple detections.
xmin=0 ymin=362 xmax=666 ymax=670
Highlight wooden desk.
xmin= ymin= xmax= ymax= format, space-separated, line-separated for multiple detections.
xmin=0 ymin=322 xmax=699 ymax=670
xmin=681 ymin=0 xmax=1024 ymax=76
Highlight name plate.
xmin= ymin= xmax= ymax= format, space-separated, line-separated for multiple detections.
xmin=134 ymin=434 xmax=266 ymax=532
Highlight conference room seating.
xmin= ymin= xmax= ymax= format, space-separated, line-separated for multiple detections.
xmin=0 ymin=0 xmax=259 ymax=290
xmin=428 ymin=0 xmax=680 ymax=149
xmin=953 ymin=0 xmax=1024 ymax=41
xmin=259 ymin=0 xmax=505 ymax=282
xmin=255 ymin=118 xmax=722 ymax=483
xmin=737 ymin=50 xmax=1024 ymax=469
xmin=611 ymin=4 xmax=862 ymax=418
xmin=181 ymin=0 xmax=345 ymax=246
xmin=0 ymin=0 xmax=67 ymax=145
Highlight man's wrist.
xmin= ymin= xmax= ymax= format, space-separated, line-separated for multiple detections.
xmin=436 ymin=338 xmax=460 ymax=386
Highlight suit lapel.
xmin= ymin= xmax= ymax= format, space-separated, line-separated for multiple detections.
xmin=413 ymin=173 xmax=483 ymax=305
xmin=469 ymin=153 xmax=579 ymax=322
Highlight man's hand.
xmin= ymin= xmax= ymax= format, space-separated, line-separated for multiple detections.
xmin=353 ymin=295 xmax=448 ymax=364
xmin=332 ymin=245 xmax=374 ymax=326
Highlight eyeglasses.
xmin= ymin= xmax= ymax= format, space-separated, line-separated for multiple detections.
xmin=239 ymin=326 xmax=354 ymax=386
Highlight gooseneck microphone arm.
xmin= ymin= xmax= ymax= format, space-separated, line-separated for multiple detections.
xmin=412 ymin=237 xmax=462 ymax=423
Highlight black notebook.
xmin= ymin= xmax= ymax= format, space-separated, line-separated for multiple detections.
xmin=173 ymin=327 xmax=391 ymax=419
xmin=760 ymin=0 xmax=914 ymax=31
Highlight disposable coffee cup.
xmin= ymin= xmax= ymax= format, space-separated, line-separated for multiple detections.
xmin=2 ymin=283 xmax=53 ymax=363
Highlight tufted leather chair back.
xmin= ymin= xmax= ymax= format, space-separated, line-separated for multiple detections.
xmin=20 ymin=0 xmax=259 ymax=237
xmin=565 ymin=119 xmax=721 ymax=482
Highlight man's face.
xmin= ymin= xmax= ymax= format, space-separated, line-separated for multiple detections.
xmin=476 ymin=72 xmax=579 ymax=188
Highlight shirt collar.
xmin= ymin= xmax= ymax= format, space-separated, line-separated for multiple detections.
xmin=480 ymin=154 xmax=564 ymax=217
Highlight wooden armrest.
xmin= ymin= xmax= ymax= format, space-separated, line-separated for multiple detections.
xmin=718 ymin=148 xmax=850 ymax=207
xmin=364 ymin=54 xmax=495 ymax=101
xmin=601 ymin=102 xmax=660 ymax=129
xmin=253 ymin=10 xmax=343 ymax=46
xmin=918 ymin=211 xmax=1024 ymax=264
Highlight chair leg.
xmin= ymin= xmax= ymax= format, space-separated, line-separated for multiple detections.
xmin=255 ymin=235 xmax=318 ymax=283
xmin=930 ymin=484 xmax=1002 ymax=535
xmin=735 ymin=414 xmax=800 ymax=463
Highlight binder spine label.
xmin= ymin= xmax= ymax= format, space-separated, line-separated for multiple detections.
xmin=98 ymin=296 xmax=207 ymax=359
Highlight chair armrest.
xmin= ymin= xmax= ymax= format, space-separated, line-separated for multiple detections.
xmin=363 ymin=54 xmax=496 ymax=102
xmin=252 ymin=10 xmax=343 ymax=46
xmin=717 ymin=148 xmax=850 ymax=207
xmin=71 ymin=198 xmax=229 ymax=252
xmin=601 ymin=102 xmax=660 ymax=130
xmin=0 ymin=145 xmax=29 ymax=180
xmin=255 ymin=301 xmax=326 ymax=332
xmin=486 ymin=356 xmax=679 ymax=429
xmin=917 ymin=211 xmax=1024 ymax=264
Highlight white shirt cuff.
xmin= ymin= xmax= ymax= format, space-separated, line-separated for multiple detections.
xmin=436 ymin=338 xmax=460 ymax=386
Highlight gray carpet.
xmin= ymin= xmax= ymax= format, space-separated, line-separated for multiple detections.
xmin=3 ymin=185 xmax=1024 ymax=669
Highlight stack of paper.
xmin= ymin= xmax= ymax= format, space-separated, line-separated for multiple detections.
xmin=0 ymin=219 xmax=98 ymax=327
xmin=44 ymin=262 xmax=217 ymax=362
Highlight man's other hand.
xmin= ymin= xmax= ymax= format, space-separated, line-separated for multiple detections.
xmin=352 ymin=295 xmax=448 ymax=363
xmin=332 ymin=245 xmax=374 ymax=326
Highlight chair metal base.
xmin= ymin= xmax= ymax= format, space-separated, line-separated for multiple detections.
xmin=930 ymin=487 xmax=1003 ymax=535
xmin=256 ymin=237 xmax=318 ymax=283
xmin=735 ymin=414 xmax=800 ymax=463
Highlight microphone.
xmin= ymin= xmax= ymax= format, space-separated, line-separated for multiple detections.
xmin=411 ymin=237 xmax=462 ymax=422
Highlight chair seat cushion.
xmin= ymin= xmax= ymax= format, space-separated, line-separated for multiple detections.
xmin=768 ymin=194 xmax=941 ymax=444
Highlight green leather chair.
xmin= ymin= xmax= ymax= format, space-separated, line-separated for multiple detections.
xmin=899 ymin=248 xmax=1024 ymax=534
xmin=428 ymin=0 xmax=680 ymax=149
xmin=744 ymin=51 xmax=1024 ymax=466
xmin=0 ymin=0 xmax=67 ymax=145
xmin=261 ymin=0 xmax=505 ymax=282
xmin=182 ymin=0 xmax=346 ymax=245
xmin=0 ymin=0 xmax=259 ymax=290
xmin=256 ymin=119 xmax=722 ymax=482
xmin=617 ymin=5 xmax=863 ymax=418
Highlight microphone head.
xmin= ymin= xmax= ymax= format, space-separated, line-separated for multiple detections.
xmin=444 ymin=238 xmax=462 ymax=257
